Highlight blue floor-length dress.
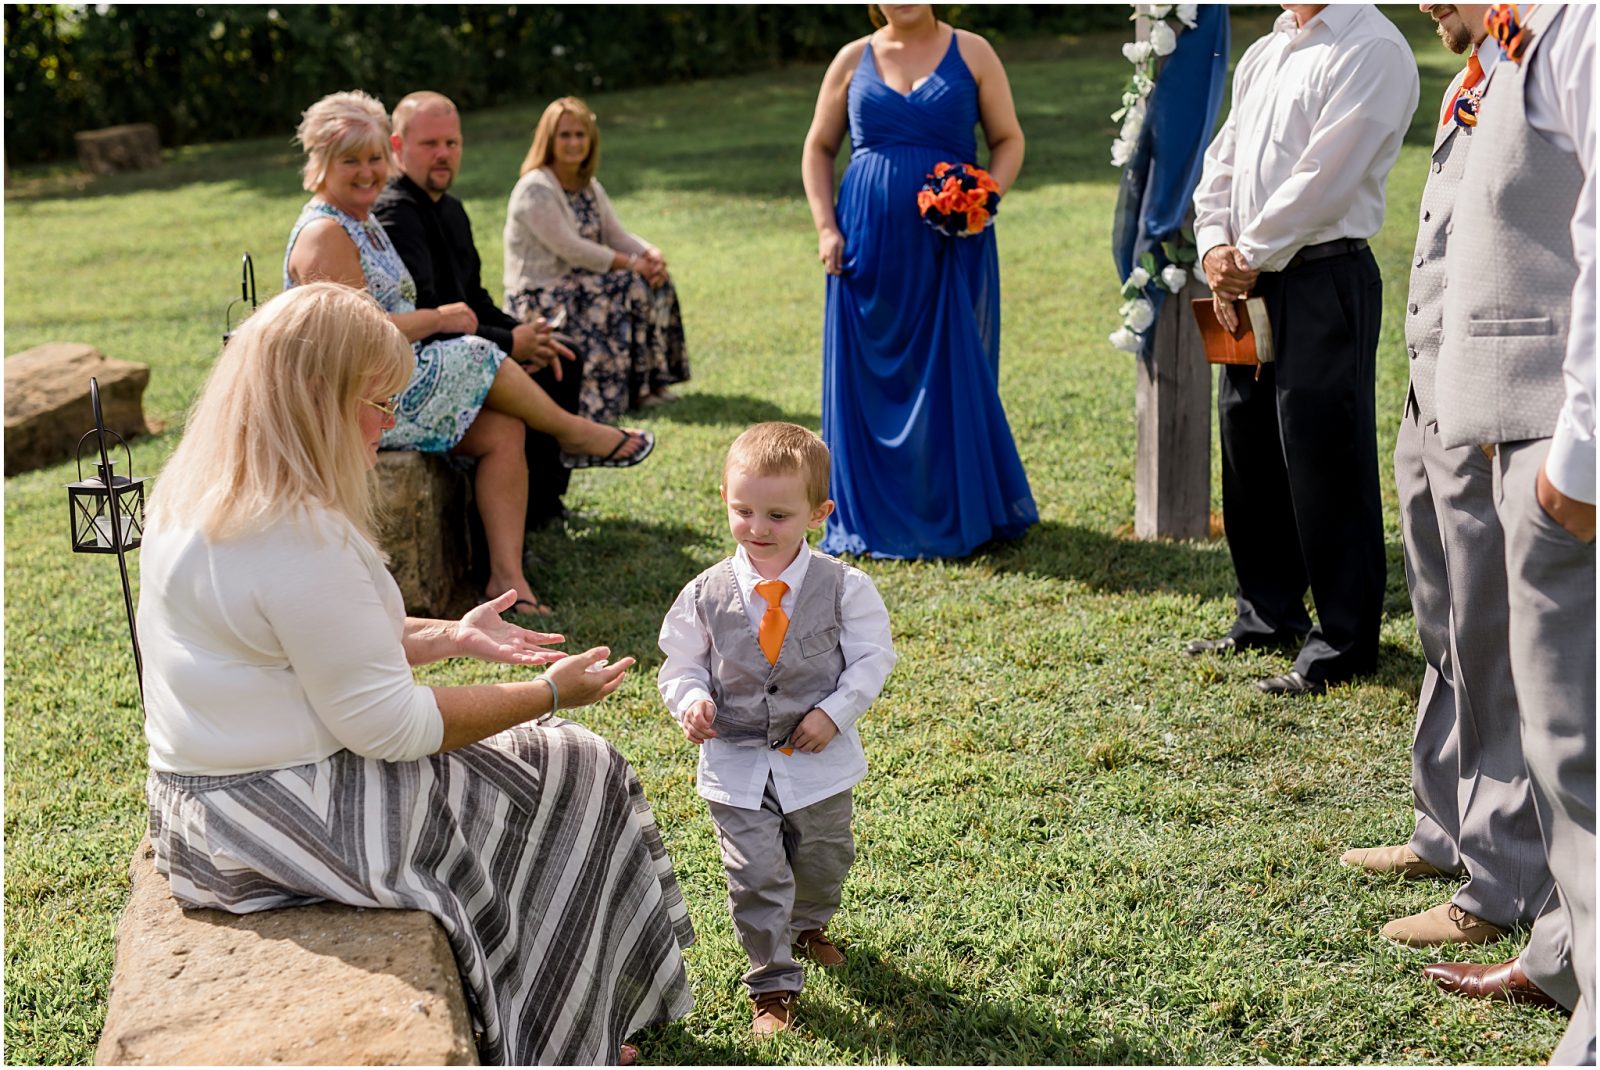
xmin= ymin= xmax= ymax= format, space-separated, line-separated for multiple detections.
xmin=820 ymin=34 xmax=1038 ymax=560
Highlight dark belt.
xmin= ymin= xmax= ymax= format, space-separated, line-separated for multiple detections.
xmin=1284 ymin=237 xmax=1368 ymax=270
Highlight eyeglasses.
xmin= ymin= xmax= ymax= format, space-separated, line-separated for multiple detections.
xmin=363 ymin=395 xmax=400 ymax=420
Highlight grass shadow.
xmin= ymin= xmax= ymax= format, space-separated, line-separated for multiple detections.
xmin=979 ymin=520 xmax=1235 ymax=599
xmin=646 ymin=392 xmax=819 ymax=430
xmin=816 ymin=943 xmax=1170 ymax=1064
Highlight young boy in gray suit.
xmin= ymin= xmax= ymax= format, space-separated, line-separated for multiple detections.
xmin=658 ymin=422 xmax=896 ymax=1037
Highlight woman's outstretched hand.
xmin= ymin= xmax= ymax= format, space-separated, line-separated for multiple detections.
xmin=544 ymin=647 xmax=636 ymax=711
xmin=818 ymin=227 xmax=845 ymax=275
xmin=456 ymin=591 xmax=567 ymax=666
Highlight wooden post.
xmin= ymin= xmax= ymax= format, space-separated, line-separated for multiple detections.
xmin=1130 ymin=11 xmax=1212 ymax=541
xmin=1134 ymin=273 xmax=1212 ymax=540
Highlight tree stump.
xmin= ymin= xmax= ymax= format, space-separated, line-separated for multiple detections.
xmin=74 ymin=124 xmax=161 ymax=176
xmin=4 ymin=343 xmax=149 ymax=476
xmin=1134 ymin=274 xmax=1212 ymax=540
xmin=373 ymin=451 xmax=476 ymax=617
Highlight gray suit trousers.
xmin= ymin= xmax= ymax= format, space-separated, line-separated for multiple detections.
xmin=708 ymin=777 xmax=855 ymax=996
xmin=1497 ymin=439 xmax=1595 ymax=1065
xmin=1395 ymin=410 xmax=1552 ymax=926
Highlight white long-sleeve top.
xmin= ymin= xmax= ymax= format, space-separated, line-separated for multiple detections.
xmin=139 ymin=507 xmax=444 ymax=775
xmin=657 ymin=546 xmax=896 ymax=812
xmin=1517 ymin=4 xmax=1595 ymax=504
xmin=1192 ymin=4 xmax=1420 ymax=272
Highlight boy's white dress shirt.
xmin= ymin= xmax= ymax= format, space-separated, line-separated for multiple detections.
xmin=658 ymin=546 xmax=896 ymax=813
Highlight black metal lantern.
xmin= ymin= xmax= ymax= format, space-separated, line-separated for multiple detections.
xmin=223 ymin=250 xmax=258 ymax=343
xmin=65 ymin=377 xmax=146 ymax=704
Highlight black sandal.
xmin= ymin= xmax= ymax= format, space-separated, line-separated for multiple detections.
xmin=562 ymin=429 xmax=655 ymax=470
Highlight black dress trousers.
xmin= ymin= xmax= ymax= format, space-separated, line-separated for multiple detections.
xmin=1216 ymin=246 xmax=1386 ymax=683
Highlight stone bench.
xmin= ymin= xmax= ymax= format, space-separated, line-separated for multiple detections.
xmin=96 ymin=838 xmax=478 ymax=1065
xmin=4 ymin=343 xmax=149 ymax=477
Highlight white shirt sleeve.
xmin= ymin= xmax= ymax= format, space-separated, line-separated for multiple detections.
xmin=1236 ymin=37 xmax=1419 ymax=271
xmin=657 ymin=579 xmax=714 ymax=722
xmin=1537 ymin=5 xmax=1596 ymax=504
xmin=254 ymin=523 xmax=443 ymax=762
xmin=1193 ymin=56 xmax=1248 ymax=261
xmin=813 ymin=568 xmax=897 ymax=734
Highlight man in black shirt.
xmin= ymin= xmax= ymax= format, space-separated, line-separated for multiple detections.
xmin=375 ymin=90 xmax=580 ymax=527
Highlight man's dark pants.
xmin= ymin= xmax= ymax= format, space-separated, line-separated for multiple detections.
xmin=526 ymin=355 xmax=582 ymax=526
xmin=1216 ymin=246 xmax=1386 ymax=684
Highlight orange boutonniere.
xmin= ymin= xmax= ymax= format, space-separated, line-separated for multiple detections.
xmin=1486 ymin=4 xmax=1534 ymax=64
xmin=917 ymin=162 xmax=1002 ymax=238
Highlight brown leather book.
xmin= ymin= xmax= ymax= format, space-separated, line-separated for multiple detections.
xmin=1190 ymin=297 xmax=1275 ymax=366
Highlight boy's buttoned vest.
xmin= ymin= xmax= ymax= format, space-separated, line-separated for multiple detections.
xmin=1438 ymin=4 xmax=1581 ymax=448
xmin=693 ymin=551 xmax=846 ymax=749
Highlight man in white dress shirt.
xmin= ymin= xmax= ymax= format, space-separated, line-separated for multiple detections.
xmin=1186 ymin=5 xmax=1419 ymax=695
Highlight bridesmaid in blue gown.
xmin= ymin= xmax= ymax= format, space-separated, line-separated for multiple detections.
xmin=802 ymin=4 xmax=1038 ymax=559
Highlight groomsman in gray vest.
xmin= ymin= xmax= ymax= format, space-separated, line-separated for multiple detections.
xmin=1340 ymin=2 xmax=1552 ymax=953
xmin=1431 ymin=4 xmax=1594 ymax=1062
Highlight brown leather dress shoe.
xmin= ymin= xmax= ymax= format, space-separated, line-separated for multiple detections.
xmin=1422 ymin=956 xmax=1559 ymax=1008
xmin=794 ymin=928 xmax=846 ymax=967
xmin=751 ymin=990 xmax=797 ymax=1036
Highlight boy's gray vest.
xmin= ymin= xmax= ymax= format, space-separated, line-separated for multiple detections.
xmin=693 ymin=550 xmax=846 ymax=749
xmin=1437 ymin=4 xmax=1581 ymax=448
xmin=1405 ymin=65 xmax=1474 ymax=423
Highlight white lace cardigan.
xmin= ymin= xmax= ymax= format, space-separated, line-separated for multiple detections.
xmin=501 ymin=165 xmax=651 ymax=299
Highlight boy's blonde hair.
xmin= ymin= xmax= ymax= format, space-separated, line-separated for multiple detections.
xmin=147 ymin=282 xmax=413 ymax=546
xmin=723 ymin=422 xmax=831 ymax=508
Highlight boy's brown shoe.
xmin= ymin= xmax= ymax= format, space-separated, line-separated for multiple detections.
xmin=794 ymin=928 xmax=846 ymax=967
xmin=751 ymin=990 xmax=797 ymax=1037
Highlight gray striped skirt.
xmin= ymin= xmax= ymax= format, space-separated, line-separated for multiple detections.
xmin=147 ymin=719 xmax=695 ymax=1065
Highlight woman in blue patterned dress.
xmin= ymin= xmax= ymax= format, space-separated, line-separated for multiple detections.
xmin=801 ymin=5 xmax=1037 ymax=559
xmin=286 ymin=92 xmax=655 ymax=616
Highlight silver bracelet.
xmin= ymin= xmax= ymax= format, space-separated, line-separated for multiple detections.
xmin=539 ymin=675 xmax=559 ymax=721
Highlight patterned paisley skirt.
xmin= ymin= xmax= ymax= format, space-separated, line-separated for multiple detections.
xmin=509 ymin=270 xmax=689 ymax=426
xmin=381 ymin=334 xmax=506 ymax=453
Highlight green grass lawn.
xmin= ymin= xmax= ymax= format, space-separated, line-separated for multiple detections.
xmin=4 ymin=10 xmax=1568 ymax=1065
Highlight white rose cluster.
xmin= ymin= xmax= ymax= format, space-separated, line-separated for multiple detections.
xmin=1109 ymin=1 xmax=1193 ymax=168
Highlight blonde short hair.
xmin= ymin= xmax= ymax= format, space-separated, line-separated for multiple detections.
xmin=723 ymin=423 xmax=832 ymax=508
xmin=295 ymin=90 xmax=392 ymax=192
xmin=147 ymin=282 xmax=413 ymax=546
xmin=391 ymin=90 xmax=457 ymax=139
xmin=519 ymin=96 xmax=601 ymax=183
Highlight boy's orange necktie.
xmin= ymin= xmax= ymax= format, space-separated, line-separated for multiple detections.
xmin=755 ymin=580 xmax=789 ymax=664
xmin=755 ymin=580 xmax=795 ymax=755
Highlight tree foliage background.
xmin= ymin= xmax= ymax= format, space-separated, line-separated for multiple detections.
xmin=4 ymin=4 xmax=1130 ymax=166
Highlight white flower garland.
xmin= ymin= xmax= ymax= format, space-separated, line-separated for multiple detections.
xmin=1109 ymin=3 xmax=1199 ymax=354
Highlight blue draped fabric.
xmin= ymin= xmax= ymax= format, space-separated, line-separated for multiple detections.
xmin=1110 ymin=7 xmax=1230 ymax=357
xmin=819 ymin=35 xmax=1038 ymax=560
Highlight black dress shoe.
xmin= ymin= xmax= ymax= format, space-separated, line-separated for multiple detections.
xmin=1256 ymin=670 xmax=1325 ymax=696
xmin=1184 ymin=636 xmax=1238 ymax=656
